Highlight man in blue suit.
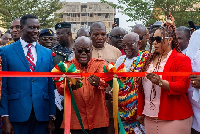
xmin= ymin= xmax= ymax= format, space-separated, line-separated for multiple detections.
xmin=0 ymin=14 xmax=56 ymax=134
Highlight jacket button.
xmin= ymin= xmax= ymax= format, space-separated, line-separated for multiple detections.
xmin=32 ymin=80 xmax=34 ymax=83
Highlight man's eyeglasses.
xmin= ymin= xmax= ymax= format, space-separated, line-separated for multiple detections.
xmin=76 ymin=49 xmax=91 ymax=54
xmin=41 ymin=37 xmax=53 ymax=41
xmin=150 ymin=36 xmax=170 ymax=43
xmin=111 ymin=35 xmax=124 ymax=39
xmin=122 ymin=42 xmax=138 ymax=48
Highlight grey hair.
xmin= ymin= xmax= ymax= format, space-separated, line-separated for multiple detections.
xmin=123 ymin=32 xmax=139 ymax=42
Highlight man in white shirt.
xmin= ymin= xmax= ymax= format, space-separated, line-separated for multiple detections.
xmin=186 ymin=30 xmax=200 ymax=134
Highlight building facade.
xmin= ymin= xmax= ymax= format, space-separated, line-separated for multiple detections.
xmin=54 ymin=2 xmax=116 ymax=38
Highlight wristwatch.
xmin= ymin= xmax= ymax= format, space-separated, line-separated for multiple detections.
xmin=158 ymin=80 xmax=163 ymax=87
xmin=49 ymin=115 xmax=56 ymax=121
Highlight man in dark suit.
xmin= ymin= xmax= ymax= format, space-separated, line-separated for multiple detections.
xmin=0 ymin=14 xmax=56 ymax=134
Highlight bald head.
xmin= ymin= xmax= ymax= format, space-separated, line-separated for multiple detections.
xmin=131 ymin=24 xmax=147 ymax=34
xmin=74 ymin=36 xmax=92 ymax=67
xmin=110 ymin=27 xmax=125 ymax=36
xmin=90 ymin=22 xmax=106 ymax=33
xmin=77 ymin=28 xmax=89 ymax=37
xmin=74 ymin=36 xmax=92 ymax=48
xmin=123 ymin=32 xmax=139 ymax=42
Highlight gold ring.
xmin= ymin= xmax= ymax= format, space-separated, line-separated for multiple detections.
xmin=93 ymin=81 xmax=96 ymax=84
xmin=192 ymin=81 xmax=195 ymax=84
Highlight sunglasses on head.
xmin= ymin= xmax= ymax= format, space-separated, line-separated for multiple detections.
xmin=111 ymin=35 xmax=124 ymax=39
xmin=150 ymin=36 xmax=169 ymax=43
xmin=77 ymin=49 xmax=91 ymax=54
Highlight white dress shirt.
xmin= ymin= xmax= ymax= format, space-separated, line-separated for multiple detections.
xmin=115 ymin=55 xmax=137 ymax=72
xmin=186 ymin=30 xmax=200 ymax=132
xmin=20 ymin=38 xmax=37 ymax=65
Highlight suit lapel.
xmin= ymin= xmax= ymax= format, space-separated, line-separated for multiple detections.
xmin=12 ymin=40 xmax=30 ymax=71
xmin=163 ymin=49 xmax=177 ymax=79
xmin=35 ymin=44 xmax=43 ymax=72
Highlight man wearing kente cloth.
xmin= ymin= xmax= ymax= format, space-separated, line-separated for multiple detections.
xmin=56 ymin=36 xmax=109 ymax=134
xmin=115 ymin=33 xmax=148 ymax=133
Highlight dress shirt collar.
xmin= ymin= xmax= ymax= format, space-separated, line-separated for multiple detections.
xmin=20 ymin=37 xmax=36 ymax=48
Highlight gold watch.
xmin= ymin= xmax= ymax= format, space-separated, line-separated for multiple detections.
xmin=158 ymin=80 xmax=163 ymax=87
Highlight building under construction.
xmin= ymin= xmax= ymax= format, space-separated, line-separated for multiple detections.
xmin=54 ymin=2 xmax=116 ymax=38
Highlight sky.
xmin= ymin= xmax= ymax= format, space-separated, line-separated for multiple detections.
xmin=64 ymin=0 xmax=143 ymax=31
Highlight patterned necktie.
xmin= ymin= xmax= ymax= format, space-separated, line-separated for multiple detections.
xmin=26 ymin=43 xmax=35 ymax=72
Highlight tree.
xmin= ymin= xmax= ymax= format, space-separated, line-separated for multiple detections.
xmin=0 ymin=0 xmax=63 ymax=29
xmin=101 ymin=0 xmax=200 ymax=27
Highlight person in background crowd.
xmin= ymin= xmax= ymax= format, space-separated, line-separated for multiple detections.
xmin=186 ymin=30 xmax=200 ymax=134
xmin=56 ymin=36 xmax=109 ymax=134
xmin=53 ymin=33 xmax=59 ymax=47
xmin=9 ymin=18 xmax=21 ymax=44
xmin=38 ymin=28 xmax=54 ymax=49
xmin=176 ymin=26 xmax=190 ymax=54
xmin=53 ymin=22 xmax=74 ymax=65
xmin=53 ymin=22 xmax=74 ymax=134
xmin=90 ymin=22 xmax=122 ymax=63
xmin=0 ymin=14 xmax=55 ymax=134
xmin=1 ymin=33 xmax=12 ymax=46
xmin=137 ymin=22 xmax=193 ymax=134
xmin=131 ymin=24 xmax=149 ymax=52
xmin=90 ymin=21 xmax=122 ymax=134
xmin=115 ymin=32 xmax=148 ymax=133
xmin=109 ymin=27 xmax=126 ymax=55
xmin=77 ymin=27 xmax=89 ymax=37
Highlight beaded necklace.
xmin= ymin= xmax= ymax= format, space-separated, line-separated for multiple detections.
xmin=122 ymin=51 xmax=148 ymax=73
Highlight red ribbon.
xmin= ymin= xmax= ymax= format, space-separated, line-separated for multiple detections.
xmin=0 ymin=71 xmax=199 ymax=77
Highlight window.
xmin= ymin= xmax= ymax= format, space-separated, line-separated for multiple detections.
xmin=81 ymin=13 xmax=87 ymax=16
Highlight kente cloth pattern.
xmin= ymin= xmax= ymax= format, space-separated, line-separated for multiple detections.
xmin=118 ymin=51 xmax=149 ymax=134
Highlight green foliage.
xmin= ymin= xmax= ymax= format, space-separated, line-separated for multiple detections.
xmin=0 ymin=0 xmax=62 ymax=29
xmin=101 ymin=0 xmax=200 ymax=27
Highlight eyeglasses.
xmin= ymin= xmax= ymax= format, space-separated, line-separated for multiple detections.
xmin=76 ymin=49 xmax=91 ymax=54
xmin=150 ymin=36 xmax=170 ymax=43
xmin=139 ymin=34 xmax=146 ymax=40
xmin=41 ymin=37 xmax=53 ymax=41
xmin=111 ymin=35 xmax=124 ymax=39
xmin=122 ymin=42 xmax=138 ymax=48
